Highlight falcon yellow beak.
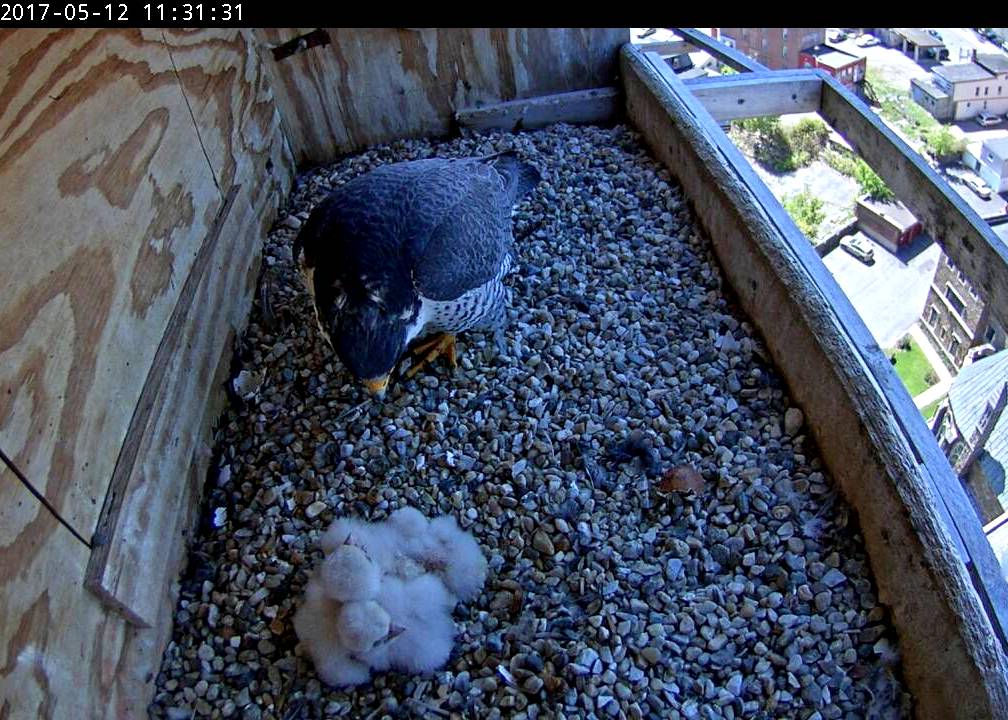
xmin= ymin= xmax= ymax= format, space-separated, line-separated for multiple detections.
xmin=362 ymin=375 xmax=389 ymax=399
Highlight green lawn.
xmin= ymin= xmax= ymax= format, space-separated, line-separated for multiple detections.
xmin=887 ymin=336 xmax=938 ymax=397
xmin=920 ymin=397 xmax=944 ymax=421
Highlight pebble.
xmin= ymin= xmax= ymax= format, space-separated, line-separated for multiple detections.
xmin=148 ymin=124 xmax=910 ymax=720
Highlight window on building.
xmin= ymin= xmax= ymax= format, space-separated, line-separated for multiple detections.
xmin=782 ymin=29 xmax=788 ymax=40
xmin=783 ymin=45 xmax=788 ymax=58
xmin=946 ymin=254 xmax=953 ymax=267
xmin=929 ymin=307 xmax=938 ymax=325
xmin=985 ymin=87 xmax=989 ymax=96
xmin=976 ymin=87 xmax=981 ymax=96
xmin=941 ymin=325 xmax=949 ymax=340
xmin=950 ymin=337 xmax=961 ymax=356
xmin=986 ymin=325 xmax=996 ymax=344
xmin=945 ymin=285 xmax=966 ymax=315
xmin=950 ymin=440 xmax=965 ymax=467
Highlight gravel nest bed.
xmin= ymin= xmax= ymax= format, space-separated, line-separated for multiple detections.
xmin=150 ymin=124 xmax=911 ymax=720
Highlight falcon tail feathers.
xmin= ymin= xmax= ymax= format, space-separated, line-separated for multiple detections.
xmin=488 ymin=152 xmax=541 ymax=204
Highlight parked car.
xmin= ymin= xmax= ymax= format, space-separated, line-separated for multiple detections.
xmin=976 ymin=111 xmax=1004 ymax=127
xmin=827 ymin=29 xmax=848 ymax=43
xmin=855 ymin=34 xmax=880 ymax=48
xmin=927 ymin=29 xmax=944 ymax=42
xmin=840 ymin=234 xmax=875 ymax=264
xmin=963 ymin=176 xmax=992 ymax=199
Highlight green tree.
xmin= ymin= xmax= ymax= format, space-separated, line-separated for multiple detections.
xmin=854 ymin=160 xmax=895 ymax=201
xmin=783 ymin=186 xmax=826 ymax=239
xmin=925 ymin=127 xmax=965 ymax=162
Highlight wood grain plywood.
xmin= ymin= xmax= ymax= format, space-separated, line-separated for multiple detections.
xmin=160 ymin=29 xmax=294 ymax=226
xmin=86 ymin=186 xmax=265 ymax=627
xmin=254 ymin=28 xmax=628 ymax=166
xmin=0 ymin=29 xmax=221 ymax=536
xmin=0 ymin=481 xmax=158 ymax=720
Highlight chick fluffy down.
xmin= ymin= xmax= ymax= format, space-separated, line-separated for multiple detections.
xmin=292 ymin=578 xmax=371 ymax=687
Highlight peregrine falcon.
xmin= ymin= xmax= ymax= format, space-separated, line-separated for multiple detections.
xmin=294 ymin=152 xmax=541 ymax=397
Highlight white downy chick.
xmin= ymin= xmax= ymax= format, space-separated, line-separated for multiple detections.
xmin=421 ymin=515 xmax=488 ymax=602
xmin=377 ymin=574 xmax=457 ymax=675
xmin=321 ymin=516 xmax=395 ymax=569
xmin=335 ymin=600 xmax=404 ymax=659
xmin=292 ymin=577 xmax=371 ymax=687
xmin=319 ymin=543 xmax=380 ymax=602
xmin=335 ymin=600 xmax=389 ymax=652
xmin=383 ymin=506 xmax=430 ymax=578
xmin=324 ymin=512 xmax=427 ymax=580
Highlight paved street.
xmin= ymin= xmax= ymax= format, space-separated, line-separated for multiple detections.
xmin=822 ymin=232 xmax=942 ymax=349
xmin=926 ymin=27 xmax=1003 ymax=62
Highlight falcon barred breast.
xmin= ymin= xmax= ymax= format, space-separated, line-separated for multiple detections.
xmin=294 ymin=152 xmax=541 ymax=397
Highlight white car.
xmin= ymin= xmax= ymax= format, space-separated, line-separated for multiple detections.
xmin=840 ymin=234 xmax=875 ymax=264
xmin=855 ymin=34 xmax=880 ymax=48
xmin=976 ymin=111 xmax=1003 ymax=127
xmin=964 ymin=176 xmax=992 ymax=199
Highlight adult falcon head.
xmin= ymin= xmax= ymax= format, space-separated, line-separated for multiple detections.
xmin=293 ymin=152 xmax=541 ymax=398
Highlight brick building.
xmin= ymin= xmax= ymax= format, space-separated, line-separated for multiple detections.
xmin=798 ymin=44 xmax=866 ymax=89
xmin=922 ymin=250 xmax=1006 ymax=368
xmin=717 ymin=28 xmax=825 ymax=70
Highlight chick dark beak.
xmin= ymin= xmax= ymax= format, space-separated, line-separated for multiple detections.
xmin=386 ymin=624 xmax=406 ymax=642
xmin=362 ymin=375 xmax=389 ymax=399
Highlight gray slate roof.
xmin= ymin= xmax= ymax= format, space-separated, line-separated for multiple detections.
xmin=975 ymin=53 xmax=1008 ymax=75
xmin=934 ymin=63 xmax=994 ymax=84
xmin=949 ymin=349 xmax=1008 ymax=498
xmin=893 ymin=28 xmax=944 ymax=48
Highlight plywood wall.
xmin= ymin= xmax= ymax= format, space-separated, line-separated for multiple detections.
xmin=0 ymin=28 xmax=294 ymax=717
xmin=256 ymin=27 xmax=628 ymax=167
xmin=0 ymin=27 xmax=626 ymax=717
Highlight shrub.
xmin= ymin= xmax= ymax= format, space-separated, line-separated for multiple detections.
xmin=787 ymin=118 xmax=830 ymax=166
xmin=854 ymin=160 xmax=895 ymax=201
xmin=925 ymin=127 xmax=965 ymax=161
xmin=898 ymin=335 xmax=912 ymax=351
xmin=925 ymin=369 xmax=939 ymax=386
xmin=783 ymin=186 xmax=826 ymax=239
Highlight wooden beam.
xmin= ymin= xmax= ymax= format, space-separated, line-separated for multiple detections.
xmin=682 ymin=70 xmax=823 ymax=122
xmin=255 ymin=28 xmax=628 ymax=167
xmin=668 ymin=27 xmax=768 ymax=73
xmin=455 ymin=87 xmax=621 ymax=133
xmin=631 ymin=39 xmax=693 ymax=57
xmin=86 ymin=185 xmax=239 ymax=625
xmin=622 ymin=43 xmax=1008 ymax=720
xmin=818 ymin=74 xmax=1008 ymax=332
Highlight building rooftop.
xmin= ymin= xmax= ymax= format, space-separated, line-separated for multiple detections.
xmin=949 ymin=349 xmax=1008 ymax=502
xmin=801 ymin=44 xmax=862 ymax=70
xmin=893 ymin=28 xmax=945 ymax=48
xmin=911 ymin=76 xmax=950 ymax=100
xmin=934 ymin=63 xmax=995 ymax=84
xmin=983 ymin=136 xmax=1008 ymax=161
xmin=857 ymin=196 xmax=919 ymax=231
xmin=975 ymin=53 xmax=1008 ymax=75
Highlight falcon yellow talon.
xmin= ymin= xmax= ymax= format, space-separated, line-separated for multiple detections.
xmin=403 ymin=333 xmax=457 ymax=379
